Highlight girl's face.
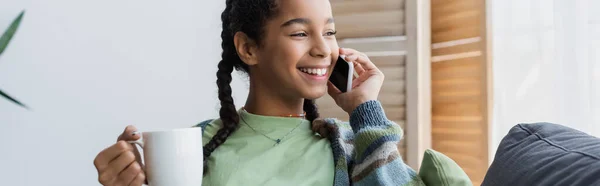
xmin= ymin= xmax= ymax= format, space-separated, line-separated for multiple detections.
xmin=251 ymin=0 xmax=339 ymax=100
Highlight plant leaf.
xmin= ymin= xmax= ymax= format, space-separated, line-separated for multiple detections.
xmin=0 ymin=10 xmax=25 ymax=56
xmin=0 ymin=88 xmax=28 ymax=109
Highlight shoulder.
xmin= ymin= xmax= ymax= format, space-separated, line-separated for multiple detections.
xmin=195 ymin=119 xmax=218 ymax=129
xmin=194 ymin=119 xmax=223 ymax=145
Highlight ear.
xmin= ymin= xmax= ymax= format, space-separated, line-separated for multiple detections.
xmin=233 ymin=32 xmax=259 ymax=66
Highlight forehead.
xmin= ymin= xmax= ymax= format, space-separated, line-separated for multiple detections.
xmin=273 ymin=0 xmax=333 ymax=24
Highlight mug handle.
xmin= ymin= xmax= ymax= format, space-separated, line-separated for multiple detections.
xmin=127 ymin=131 xmax=144 ymax=149
xmin=126 ymin=132 xmax=148 ymax=185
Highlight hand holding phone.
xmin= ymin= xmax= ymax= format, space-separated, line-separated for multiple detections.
xmin=328 ymin=55 xmax=354 ymax=93
xmin=328 ymin=48 xmax=385 ymax=114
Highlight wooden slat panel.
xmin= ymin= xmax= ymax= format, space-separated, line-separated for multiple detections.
xmin=432 ymin=0 xmax=479 ymax=17
xmin=433 ymin=24 xmax=480 ymax=43
xmin=332 ymin=0 xmax=405 ymax=39
xmin=432 ymin=119 xmax=482 ymax=129
xmin=335 ymin=11 xmax=405 ymax=39
xmin=340 ymin=39 xmax=407 ymax=53
xmin=432 ymin=127 xmax=482 ymax=135
xmin=431 ymin=67 xmax=481 ymax=80
xmin=432 ymin=42 xmax=481 ymax=59
xmin=433 ymin=102 xmax=481 ymax=116
xmin=371 ymin=55 xmax=406 ymax=67
xmin=432 ymin=10 xmax=481 ymax=32
xmin=387 ymin=107 xmax=408 ymax=121
xmin=335 ymin=10 xmax=404 ymax=27
xmin=332 ymin=0 xmax=405 ymax=14
xmin=337 ymin=24 xmax=406 ymax=39
xmin=432 ymin=57 xmax=482 ymax=80
xmin=432 ymin=93 xmax=480 ymax=104
xmin=382 ymin=79 xmax=405 ymax=94
xmin=380 ymin=93 xmax=406 ymax=107
xmin=433 ymin=77 xmax=480 ymax=92
xmin=431 ymin=0 xmax=489 ymax=184
xmin=434 ymin=141 xmax=483 ymax=156
xmin=432 ymin=130 xmax=483 ymax=141
xmin=381 ymin=66 xmax=405 ymax=80
xmin=431 ymin=55 xmax=481 ymax=68
xmin=432 ymin=69 xmax=481 ymax=80
xmin=329 ymin=0 xmax=408 ymax=160
xmin=432 ymin=90 xmax=481 ymax=104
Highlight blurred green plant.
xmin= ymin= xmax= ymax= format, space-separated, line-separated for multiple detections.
xmin=0 ymin=10 xmax=27 ymax=109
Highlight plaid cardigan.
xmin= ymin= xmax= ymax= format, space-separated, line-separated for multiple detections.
xmin=198 ymin=100 xmax=425 ymax=186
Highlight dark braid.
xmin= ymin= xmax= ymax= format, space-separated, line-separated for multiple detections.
xmin=303 ymin=99 xmax=319 ymax=123
xmin=203 ymin=0 xmax=280 ymax=174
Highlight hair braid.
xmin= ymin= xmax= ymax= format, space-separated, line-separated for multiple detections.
xmin=202 ymin=0 xmax=240 ymax=174
xmin=203 ymin=0 xmax=280 ymax=175
xmin=303 ymin=99 xmax=319 ymax=122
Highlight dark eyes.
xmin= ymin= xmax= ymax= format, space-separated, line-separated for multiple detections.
xmin=290 ymin=33 xmax=308 ymax=37
xmin=290 ymin=31 xmax=337 ymax=37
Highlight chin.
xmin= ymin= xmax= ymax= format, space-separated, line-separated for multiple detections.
xmin=302 ymin=86 xmax=328 ymax=100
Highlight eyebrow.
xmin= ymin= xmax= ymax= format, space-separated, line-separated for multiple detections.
xmin=280 ymin=17 xmax=335 ymax=27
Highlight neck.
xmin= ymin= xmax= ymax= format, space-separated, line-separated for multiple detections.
xmin=244 ymin=79 xmax=304 ymax=117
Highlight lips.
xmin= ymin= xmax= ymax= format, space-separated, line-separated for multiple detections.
xmin=298 ymin=67 xmax=327 ymax=76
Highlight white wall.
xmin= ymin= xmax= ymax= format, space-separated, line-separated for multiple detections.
xmin=489 ymin=0 xmax=600 ymax=156
xmin=0 ymin=0 xmax=249 ymax=185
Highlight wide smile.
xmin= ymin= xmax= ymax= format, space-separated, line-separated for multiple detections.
xmin=298 ymin=67 xmax=328 ymax=76
xmin=297 ymin=67 xmax=329 ymax=82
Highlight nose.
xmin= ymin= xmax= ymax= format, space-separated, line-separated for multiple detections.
xmin=309 ymin=36 xmax=332 ymax=59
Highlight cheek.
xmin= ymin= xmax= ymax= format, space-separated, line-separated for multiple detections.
xmin=329 ymin=40 xmax=340 ymax=55
xmin=274 ymin=41 xmax=309 ymax=68
xmin=329 ymin=40 xmax=340 ymax=72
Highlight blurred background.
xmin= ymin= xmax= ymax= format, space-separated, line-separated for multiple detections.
xmin=0 ymin=0 xmax=598 ymax=185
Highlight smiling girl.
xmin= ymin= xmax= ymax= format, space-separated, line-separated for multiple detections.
xmin=93 ymin=0 xmax=424 ymax=185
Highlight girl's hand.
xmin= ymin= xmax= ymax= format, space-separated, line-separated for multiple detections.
xmin=93 ymin=126 xmax=146 ymax=186
xmin=328 ymin=48 xmax=384 ymax=114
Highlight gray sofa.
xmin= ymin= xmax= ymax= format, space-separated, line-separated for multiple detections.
xmin=482 ymin=123 xmax=600 ymax=186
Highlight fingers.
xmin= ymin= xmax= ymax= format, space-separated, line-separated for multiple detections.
xmin=352 ymin=78 xmax=362 ymax=89
xmin=353 ymin=61 xmax=365 ymax=76
xmin=128 ymin=173 xmax=146 ymax=186
xmin=118 ymin=125 xmax=141 ymax=141
xmin=95 ymin=141 xmax=134 ymax=171
xmin=110 ymin=151 xmax=138 ymax=177
xmin=120 ymin=162 xmax=143 ymax=186
xmin=340 ymin=48 xmax=378 ymax=71
xmin=118 ymin=125 xmax=144 ymax=177
xmin=98 ymin=150 xmax=137 ymax=185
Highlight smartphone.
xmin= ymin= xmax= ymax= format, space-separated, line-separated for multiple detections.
xmin=329 ymin=55 xmax=354 ymax=92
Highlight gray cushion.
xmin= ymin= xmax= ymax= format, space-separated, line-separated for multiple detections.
xmin=482 ymin=123 xmax=600 ymax=186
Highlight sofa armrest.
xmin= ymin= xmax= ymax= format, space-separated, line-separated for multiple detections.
xmin=482 ymin=123 xmax=600 ymax=186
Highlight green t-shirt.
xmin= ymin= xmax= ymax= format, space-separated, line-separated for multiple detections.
xmin=201 ymin=109 xmax=335 ymax=186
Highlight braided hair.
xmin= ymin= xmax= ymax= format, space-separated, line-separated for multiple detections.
xmin=203 ymin=0 xmax=320 ymax=174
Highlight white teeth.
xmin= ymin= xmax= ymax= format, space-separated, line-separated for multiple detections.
xmin=299 ymin=68 xmax=328 ymax=76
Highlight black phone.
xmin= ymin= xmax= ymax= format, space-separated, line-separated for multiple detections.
xmin=329 ymin=55 xmax=354 ymax=92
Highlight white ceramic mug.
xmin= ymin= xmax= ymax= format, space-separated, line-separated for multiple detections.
xmin=128 ymin=128 xmax=203 ymax=186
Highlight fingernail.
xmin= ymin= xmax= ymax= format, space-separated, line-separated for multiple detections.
xmin=131 ymin=131 xmax=141 ymax=136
